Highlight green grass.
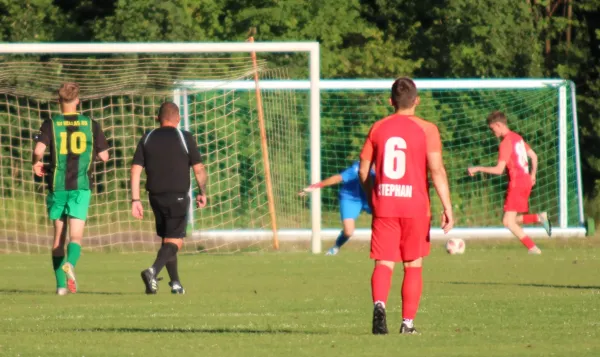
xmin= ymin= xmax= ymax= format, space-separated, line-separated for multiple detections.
xmin=1 ymin=239 xmax=599 ymax=356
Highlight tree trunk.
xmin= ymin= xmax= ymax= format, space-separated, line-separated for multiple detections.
xmin=566 ymin=0 xmax=572 ymax=52
xmin=545 ymin=1 xmax=552 ymax=58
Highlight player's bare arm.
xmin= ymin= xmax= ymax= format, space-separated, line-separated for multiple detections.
xmin=527 ymin=148 xmax=538 ymax=185
xmin=468 ymin=160 xmax=507 ymax=176
xmin=358 ymin=159 xmax=373 ymax=205
xmin=427 ymin=152 xmax=454 ymax=233
xmin=193 ymin=163 xmax=208 ymax=208
xmin=130 ymin=164 xmax=144 ymax=219
xmin=32 ymin=142 xmax=47 ymax=176
xmin=97 ymin=149 xmax=109 ymax=162
xmin=298 ymin=174 xmax=343 ymax=196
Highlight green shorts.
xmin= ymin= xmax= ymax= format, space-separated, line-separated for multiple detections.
xmin=46 ymin=190 xmax=92 ymax=221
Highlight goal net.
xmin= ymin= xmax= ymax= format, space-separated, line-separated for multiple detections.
xmin=313 ymin=80 xmax=584 ymax=240
xmin=194 ymin=79 xmax=584 ymax=246
xmin=0 ymin=43 xmax=319 ymax=253
xmin=0 ymin=43 xmax=586 ymax=254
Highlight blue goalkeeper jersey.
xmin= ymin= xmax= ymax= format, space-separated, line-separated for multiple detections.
xmin=339 ymin=161 xmax=375 ymax=202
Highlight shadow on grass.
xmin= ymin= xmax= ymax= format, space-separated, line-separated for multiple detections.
xmin=441 ymin=281 xmax=600 ymax=290
xmin=78 ymin=291 xmax=129 ymax=295
xmin=0 ymin=289 xmax=54 ymax=295
xmin=0 ymin=288 xmax=129 ymax=295
xmin=74 ymin=327 xmax=327 ymax=335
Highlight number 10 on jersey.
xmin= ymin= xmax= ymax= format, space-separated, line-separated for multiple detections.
xmin=59 ymin=132 xmax=87 ymax=155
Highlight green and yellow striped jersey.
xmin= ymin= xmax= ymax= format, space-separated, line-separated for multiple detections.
xmin=36 ymin=113 xmax=109 ymax=191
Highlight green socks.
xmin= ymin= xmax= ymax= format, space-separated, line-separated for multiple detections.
xmin=52 ymin=243 xmax=81 ymax=289
xmin=67 ymin=242 xmax=81 ymax=267
xmin=52 ymin=255 xmax=67 ymax=288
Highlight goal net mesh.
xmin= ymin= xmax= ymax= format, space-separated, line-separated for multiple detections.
xmin=316 ymin=86 xmax=579 ymax=232
xmin=0 ymin=55 xmax=308 ymax=253
xmin=0 ymin=54 xmax=580 ymax=254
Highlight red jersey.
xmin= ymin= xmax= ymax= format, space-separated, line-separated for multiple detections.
xmin=499 ymin=131 xmax=531 ymax=187
xmin=360 ymin=114 xmax=442 ymax=218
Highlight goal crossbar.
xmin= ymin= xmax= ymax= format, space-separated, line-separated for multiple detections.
xmin=0 ymin=42 xmax=319 ymax=54
xmin=180 ymin=79 xmax=568 ymax=90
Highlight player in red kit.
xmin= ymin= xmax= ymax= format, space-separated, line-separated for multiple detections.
xmin=359 ymin=77 xmax=454 ymax=335
xmin=468 ymin=111 xmax=551 ymax=254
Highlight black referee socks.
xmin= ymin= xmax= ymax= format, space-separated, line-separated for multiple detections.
xmin=166 ymin=254 xmax=180 ymax=283
xmin=151 ymin=242 xmax=179 ymax=276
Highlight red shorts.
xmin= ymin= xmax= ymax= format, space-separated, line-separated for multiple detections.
xmin=504 ymin=182 xmax=532 ymax=213
xmin=370 ymin=216 xmax=431 ymax=262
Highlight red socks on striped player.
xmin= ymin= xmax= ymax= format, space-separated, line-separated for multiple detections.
xmin=519 ymin=236 xmax=536 ymax=249
xmin=402 ymin=267 xmax=423 ymax=320
xmin=522 ymin=214 xmax=540 ymax=224
xmin=371 ymin=264 xmax=393 ymax=305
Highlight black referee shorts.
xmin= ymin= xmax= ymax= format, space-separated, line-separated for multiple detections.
xmin=148 ymin=193 xmax=190 ymax=238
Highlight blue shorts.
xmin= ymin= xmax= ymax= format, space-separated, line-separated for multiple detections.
xmin=340 ymin=199 xmax=371 ymax=221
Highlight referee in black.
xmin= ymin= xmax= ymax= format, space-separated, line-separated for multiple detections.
xmin=130 ymin=101 xmax=207 ymax=294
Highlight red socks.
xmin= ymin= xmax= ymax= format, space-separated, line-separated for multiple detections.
xmin=371 ymin=264 xmax=393 ymax=305
xmin=522 ymin=214 xmax=540 ymax=224
xmin=402 ymin=267 xmax=423 ymax=320
xmin=519 ymin=215 xmax=539 ymax=249
xmin=372 ymin=264 xmax=424 ymax=320
xmin=520 ymin=236 xmax=536 ymax=249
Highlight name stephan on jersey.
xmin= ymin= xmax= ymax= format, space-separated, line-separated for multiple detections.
xmin=377 ymin=184 xmax=413 ymax=197
xmin=56 ymin=120 xmax=88 ymax=127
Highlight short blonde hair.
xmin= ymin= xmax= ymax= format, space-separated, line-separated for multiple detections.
xmin=58 ymin=82 xmax=80 ymax=103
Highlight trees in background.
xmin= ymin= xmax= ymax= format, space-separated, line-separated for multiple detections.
xmin=1 ymin=0 xmax=598 ymax=220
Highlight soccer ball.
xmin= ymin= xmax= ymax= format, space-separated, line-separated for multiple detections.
xmin=445 ymin=238 xmax=466 ymax=255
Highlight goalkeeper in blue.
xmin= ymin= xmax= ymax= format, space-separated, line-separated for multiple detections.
xmin=299 ymin=161 xmax=374 ymax=255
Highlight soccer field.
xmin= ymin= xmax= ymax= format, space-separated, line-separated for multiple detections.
xmin=1 ymin=239 xmax=599 ymax=357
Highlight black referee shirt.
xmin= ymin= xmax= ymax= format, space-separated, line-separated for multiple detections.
xmin=132 ymin=127 xmax=202 ymax=194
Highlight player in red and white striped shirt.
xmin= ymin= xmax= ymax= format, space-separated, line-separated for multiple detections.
xmin=468 ymin=111 xmax=552 ymax=254
xmin=359 ymin=77 xmax=454 ymax=335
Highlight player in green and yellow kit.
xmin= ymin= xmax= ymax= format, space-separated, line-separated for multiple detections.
xmin=32 ymin=82 xmax=109 ymax=295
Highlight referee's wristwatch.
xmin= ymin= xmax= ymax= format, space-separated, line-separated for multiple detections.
xmin=131 ymin=199 xmax=141 ymax=203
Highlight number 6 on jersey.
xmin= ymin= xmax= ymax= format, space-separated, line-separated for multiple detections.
xmin=383 ymin=137 xmax=407 ymax=179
